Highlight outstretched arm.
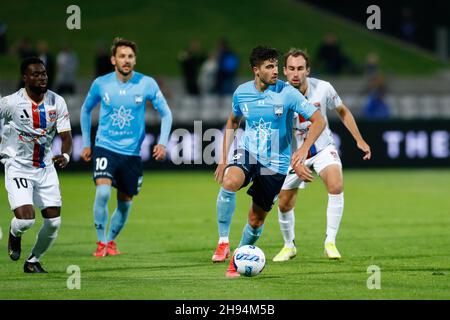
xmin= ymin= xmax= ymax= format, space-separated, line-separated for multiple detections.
xmin=336 ymin=104 xmax=371 ymax=160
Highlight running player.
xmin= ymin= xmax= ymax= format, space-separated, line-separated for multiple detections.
xmin=213 ymin=46 xmax=326 ymax=277
xmin=1 ymin=57 xmax=72 ymax=273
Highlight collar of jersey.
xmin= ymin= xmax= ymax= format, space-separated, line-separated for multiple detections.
xmin=115 ymin=71 xmax=135 ymax=85
xmin=252 ymin=81 xmax=274 ymax=95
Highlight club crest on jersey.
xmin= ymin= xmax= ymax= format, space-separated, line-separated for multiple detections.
xmin=134 ymin=95 xmax=143 ymax=104
xmin=274 ymin=105 xmax=284 ymax=117
xmin=313 ymin=102 xmax=321 ymax=108
xmin=48 ymin=110 xmax=57 ymax=122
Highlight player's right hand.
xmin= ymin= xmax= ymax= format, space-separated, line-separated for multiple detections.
xmin=294 ymin=163 xmax=314 ymax=182
xmin=215 ymin=163 xmax=227 ymax=184
xmin=81 ymin=147 xmax=92 ymax=162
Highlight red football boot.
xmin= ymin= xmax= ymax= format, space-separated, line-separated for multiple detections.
xmin=93 ymin=241 xmax=107 ymax=257
xmin=106 ymin=240 xmax=121 ymax=256
xmin=212 ymin=242 xmax=230 ymax=262
xmin=225 ymin=252 xmax=240 ymax=278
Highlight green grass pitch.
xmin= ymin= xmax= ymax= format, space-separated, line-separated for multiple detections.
xmin=0 ymin=169 xmax=449 ymax=300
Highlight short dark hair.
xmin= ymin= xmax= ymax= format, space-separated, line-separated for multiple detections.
xmin=20 ymin=57 xmax=45 ymax=75
xmin=111 ymin=37 xmax=138 ymax=56
xmin=283 ymin=48 xmax=310 ymax=69
xmin=249 ymin=46 xmax=279 ymax=68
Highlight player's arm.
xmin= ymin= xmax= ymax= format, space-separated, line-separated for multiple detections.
xmin=80 ymin=80 xmax=101 ymax=162
xmin=0 ymin=96 xmax=12 ymax=119
xmin=52 ymin=130 xmax=73 ymax=168
xmin=52 ymin=97 xmax=73 ymax=168
xmin=149 ymin=80 xmax=173 ymax=161
xmin=289 ymin=89 xmax=326 ymax=169
xmin=335 ymin=104 xmax=371 ymax=160
xmin=215 ymin=111 xmax=242 ymax=184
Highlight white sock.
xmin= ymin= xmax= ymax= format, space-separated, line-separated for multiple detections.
xmin=325 ymin=193 xmax=344 ymax=244
xmin=29 ymin=217 xmax=61 ymax=261
xmin=219 ymin=236 xmax=229 ymax=244
xmin=10 ymin=217 xmax=35 ymax=237
xmin=278 ymin=208 xmax=295 ymax=248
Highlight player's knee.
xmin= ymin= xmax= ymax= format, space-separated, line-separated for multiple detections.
xmin=328 ymin=183 xmax=343 ymax=195
xmin=15 ymin=218 xmax=36 ymax=233
xmin=45 ymin=216 xmax=61 ymax=232
xmin=95 ymin=185 xmax=112 ymax=204
xmin=278 ymin=200 xmax=294 ymax=213
xmin=222 ymin=176 xmax=241 ymax=192
xmin=248 ymin=215 xmax=264 ymax=229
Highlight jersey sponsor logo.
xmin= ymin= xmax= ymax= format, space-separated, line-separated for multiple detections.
xmin=110 ymin=105 xmax=135 ymax=129
xmin=119 ymin=90 xmax=126 ymax=95
xmin=274 ymin=105 xmax=284 ymax=117
xmin=48 ymin=110 xmax=57 ymax=122
xmin=17 ymin=129 xmax=47 ymax=143
xmin=134 ymin=95 xmax=143 ymax=104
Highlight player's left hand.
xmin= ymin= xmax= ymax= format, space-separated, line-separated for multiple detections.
xmin=153 ymin=144 xmax=166 ymax=161
xmin=52 ymin=154 xmax=69 ymax=168
xmin=357 ymin=140 xmax=371 ymax=160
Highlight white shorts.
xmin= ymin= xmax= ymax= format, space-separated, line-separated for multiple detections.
xmin=282 ymin=144 xmax=342 ymax=190
xmin=4 ymin=161 xmax=62 ymax=210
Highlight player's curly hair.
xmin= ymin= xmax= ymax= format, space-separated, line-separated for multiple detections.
xmin=20 ymin=57 xmax=45 ymax=75
xmin=111 ymin=37 xmax=138 ymax=56
xmin=249 ymin=46 xmax=279 ymax=68
xmin=283 ymin=48 xmax=310 ymax=69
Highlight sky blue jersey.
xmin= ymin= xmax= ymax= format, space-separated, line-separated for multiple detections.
xmin=232 ymin=80 xmax=318 ymax=174
xmin=80 ymin=71 xmax=172 ymax=156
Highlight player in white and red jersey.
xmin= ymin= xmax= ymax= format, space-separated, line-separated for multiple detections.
xmin=0 ymin=57 xmax=72 ymax=273
xmin=272 ymin=48 xmax=371 ymax=262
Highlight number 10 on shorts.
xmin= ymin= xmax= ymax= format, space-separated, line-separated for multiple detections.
xmin=96 ymin=157 xmax=108 ymax=171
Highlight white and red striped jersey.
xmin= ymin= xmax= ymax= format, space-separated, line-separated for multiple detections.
xmin=0 ymin=89 xmax=71 ymax=168
xmin=292 ymin=77 xmax=343 ymax=157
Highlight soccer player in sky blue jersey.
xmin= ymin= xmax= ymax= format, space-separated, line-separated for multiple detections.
xmin=211 ymin=46 xmax=326 ymax=277
xmin=80 ymin=38 xmax=172 ymax=257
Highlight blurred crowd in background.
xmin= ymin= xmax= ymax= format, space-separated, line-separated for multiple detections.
xmin=0 ymin=1 xmax=448 ymax=123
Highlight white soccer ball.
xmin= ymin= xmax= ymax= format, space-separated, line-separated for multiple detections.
xmin=233 ymin=245 xmax=266 ymax=277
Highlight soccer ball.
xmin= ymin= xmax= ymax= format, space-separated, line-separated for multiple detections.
xmin=233 ymin=245 xmax=266 ymax=277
